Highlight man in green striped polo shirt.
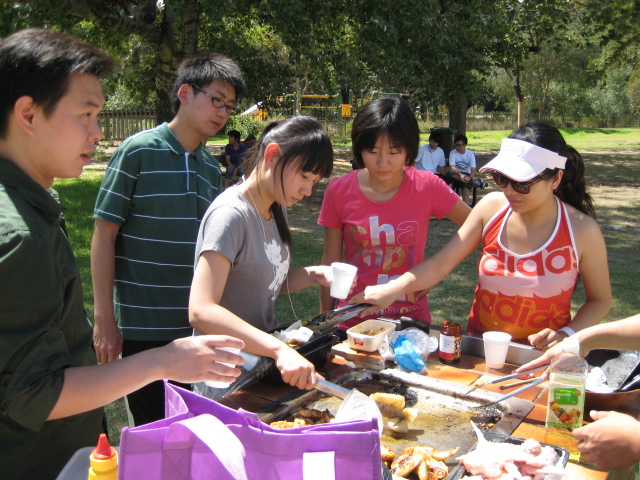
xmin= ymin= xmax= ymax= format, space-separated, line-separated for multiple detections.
xmin=91 ymin=53 xmax=245 ymax=426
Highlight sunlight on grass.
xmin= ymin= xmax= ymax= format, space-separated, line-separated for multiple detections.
xmin=419 ymin=127 xmax=640 ymax=152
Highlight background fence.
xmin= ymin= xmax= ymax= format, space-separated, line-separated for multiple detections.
xmin=100 ymin=109 xmax=156 ymax=141
xmin=98 ymin=108 xmax=639 ymax=141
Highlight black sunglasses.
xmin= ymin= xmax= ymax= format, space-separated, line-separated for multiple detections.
xmin=491 ymin=171 xmax=551 ymax=194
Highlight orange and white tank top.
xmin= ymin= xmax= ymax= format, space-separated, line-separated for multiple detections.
xmin=468 ymin=197 xmax=579 ymax=341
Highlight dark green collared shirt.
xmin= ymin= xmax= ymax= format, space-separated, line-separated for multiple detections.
xmin=0 ymin=156 xmax=104 ymax=479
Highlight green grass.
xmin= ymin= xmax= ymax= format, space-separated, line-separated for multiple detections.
xmin=421 ymin=127 xmax=640 ymax=152
xmin=52 ymin=128 xmax=640 ymax=442
xmin=56 ymin=127 xmax=640 ymax=324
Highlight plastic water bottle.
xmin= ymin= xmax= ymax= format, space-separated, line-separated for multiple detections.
xmin=544 ymin=336 xmax=588 ymax=461
xmin=87 ymin=433 xmax=118 ymax=480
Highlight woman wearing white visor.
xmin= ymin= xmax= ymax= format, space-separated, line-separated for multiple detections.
xmin=350 ymin=122 xmax=611 ymax=351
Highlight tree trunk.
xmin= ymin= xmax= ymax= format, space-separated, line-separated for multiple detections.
xmin=504 ymin=64 xmax=527 ymax=127
xmin=152 ymin=1 xmax=201 ymax=124
xmin=62 ymin=0 xmax=203 ymax=125
xmin=340 ymin=87 xmax=351 ymax=105
xmin=448 ymin=91 xmax=468 ymax=135
xmin=517 ymin=97 xmax=527 ymax=127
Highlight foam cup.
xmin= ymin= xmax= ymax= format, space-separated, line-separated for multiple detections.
xmin=483 ymin=331 xmax=512 ymax=369
xmin=330 ymin=262 xmax=358 ymax=299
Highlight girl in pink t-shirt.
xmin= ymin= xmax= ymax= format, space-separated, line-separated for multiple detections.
xmin=318 ymin=97 xmax=471 ymax=331
xmin=350 ymin=122 xmax=611 ymax=351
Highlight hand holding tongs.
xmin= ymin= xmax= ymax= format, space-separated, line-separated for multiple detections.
xmin=464 ymin=365 xmax=547 ymax=396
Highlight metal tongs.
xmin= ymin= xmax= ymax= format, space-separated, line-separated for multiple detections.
xmin=465 ymin=365 xmax=547 ymax=396
xmin=301 ymin=303 xmax=368 ymax=334
xmin=474 ymin=377 xmax=546 ymax=409
xmin=218 ymin=304 xmax=369 ymax=397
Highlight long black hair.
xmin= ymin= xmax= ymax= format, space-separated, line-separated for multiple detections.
xmin=247 ymin=116 xmax=334 ymax=245
xmin=509 ymin=122 xmax=595 ymax=218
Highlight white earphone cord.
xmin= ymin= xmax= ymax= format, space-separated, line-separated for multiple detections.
xmin=246 ymin=186 xmax=298 ymax=321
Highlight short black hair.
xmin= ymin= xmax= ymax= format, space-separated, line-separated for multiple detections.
xmin=171 ymin=53 xmax=245 ymax=113
xmin=351 ymin=97 xmax=419 ymax=168
xmin=428 ymin=131 xmax=443 ymax=145
xmin=0 ymin=28 xmax=114 ymax=139
xmin=228 ymin=129 xmax=241 ymax=140
xmin=454 ymin=134 xmax=468 ymax=145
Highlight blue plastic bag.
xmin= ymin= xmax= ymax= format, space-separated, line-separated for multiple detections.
xmin=392 ymin=334 xmax=426 ymax=372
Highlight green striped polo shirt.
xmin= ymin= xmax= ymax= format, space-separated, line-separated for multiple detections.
xmin=94 ymin=123 xmax=223 ymax=341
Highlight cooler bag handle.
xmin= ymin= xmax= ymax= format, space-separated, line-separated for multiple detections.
xmin=162 ymin=414 xmax=249 ymax=480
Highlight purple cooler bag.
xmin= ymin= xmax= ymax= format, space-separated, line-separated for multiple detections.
xmin=118 ymin=382 xmax=381 ymax=480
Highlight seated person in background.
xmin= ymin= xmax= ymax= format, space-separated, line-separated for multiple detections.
xmin=446 ymin=134 xmax=486 ymax=204
xmin=415 ymin=131 xmax=446 ymax=177
xmin=517 ymin=314 xmax=640 ymax=472
xmin=242 ymin=133 xmax=257 ymax=150
xmin=350 ymin=122 xmax=612 ymax=352
xmin=224 ymin=129 xmax=248 ymax=186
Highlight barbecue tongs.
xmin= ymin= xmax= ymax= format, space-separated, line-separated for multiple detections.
xmin=301 ymin=303 xmax=369 ymax=335
xmin=219 ymin=303 xmax=369 ymax=397
xmin=464 ymin=365 xmax=547 ymax=396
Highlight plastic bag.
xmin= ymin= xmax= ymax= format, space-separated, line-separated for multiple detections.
xmin=334 ymin=389 xmax=383 ymax=437
xmin=271 ymin=320 xmax=314 ymax=345
xmin=389 ymin=328 xmax=438 ymax=373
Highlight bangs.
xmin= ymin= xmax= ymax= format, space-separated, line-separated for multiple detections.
xmin=288 ymin=131 xmax=334 ymax=178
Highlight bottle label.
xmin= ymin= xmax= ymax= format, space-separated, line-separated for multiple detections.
xmin=439 ymin=334 xmax=456 ymax=360
xmin=546 ymin=375 xmax=585 ymax=432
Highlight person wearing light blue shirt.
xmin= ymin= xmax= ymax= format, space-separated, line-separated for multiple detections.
xmin=415 ymin=131 xmax=446 ymax=176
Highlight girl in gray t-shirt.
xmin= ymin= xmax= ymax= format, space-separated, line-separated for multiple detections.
xmin=190 ymin=116 xmax=336 ymax=390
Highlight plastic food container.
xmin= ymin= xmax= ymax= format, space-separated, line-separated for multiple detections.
xmin=347 ymin=319 xmax=396 ymax=352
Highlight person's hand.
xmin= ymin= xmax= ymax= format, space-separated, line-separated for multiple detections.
xmin=348 ymin=281 xmax=404 ymax=317
xmin=157 ymin=335 xmax=245 ymax=385
xmin=93 ymin=313 xmax=123 ymax=363
xmin=462 ymin=174 xmax=472 ymax=183
xmin=311 ymin=265 xmax=335 ymax=288
xmin=514 ymin=342 xmax=565 ymax=378
xmin=274 ymin=346 xmax=320 ymax=390
xmin=528 ymin=328 xmax=568 ymax=351
xmin=313 ymin=265 xmax=357 ymax=295
xmin=414 ymin=289 xmax=430 ymax=301
xmin=574 ymin=411 xmax=640 ymax=471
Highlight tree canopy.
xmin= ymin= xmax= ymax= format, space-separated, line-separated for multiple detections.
xmin=1 ymin=0 xmax=637 ymax=129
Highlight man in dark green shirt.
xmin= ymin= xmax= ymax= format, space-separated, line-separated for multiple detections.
xmin=0 ymin=28 xmax=244 ymax=479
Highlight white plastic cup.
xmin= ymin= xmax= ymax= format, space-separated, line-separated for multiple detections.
xmin=330 ymin=262 xmax=358 ymax=299
xmin=205 ymin=347 xmax=241 ymax=388
xmin=483 ymin=331 xmax=512 ymax=369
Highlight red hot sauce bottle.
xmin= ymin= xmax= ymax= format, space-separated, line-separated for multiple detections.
xmin=439 ymin=321 xmax=462 ymax=364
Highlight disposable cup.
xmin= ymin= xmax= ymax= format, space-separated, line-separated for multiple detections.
xmin=483 ymin=331 xmax=512 ymax=369
xmin=205 ymin=347 xmax=241 ymax=388
xmin=329 ymin=262 xmax=358 ymax=299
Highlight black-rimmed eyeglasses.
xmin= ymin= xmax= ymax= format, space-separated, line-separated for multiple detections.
xmin=491 ymin=171 xmax=551 ymax=194
xmin=190 ymin=84 xmax=237 ymax=114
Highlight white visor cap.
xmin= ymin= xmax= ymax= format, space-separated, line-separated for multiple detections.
xmin=480 ymin=138 xmax=567 ymax=181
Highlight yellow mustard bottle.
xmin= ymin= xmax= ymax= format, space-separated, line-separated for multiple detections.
xmin=88 ymin=433 xmax=118 ymax=480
